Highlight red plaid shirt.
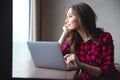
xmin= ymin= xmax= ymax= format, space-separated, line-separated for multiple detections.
xmin=62 ymin=32 xmax=117 ymax=80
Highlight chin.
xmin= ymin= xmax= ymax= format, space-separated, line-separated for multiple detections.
xmin=70 ymin=27 xmax=77 ymax=30
xmin=69 ymin=29 xmax=76 ymax=32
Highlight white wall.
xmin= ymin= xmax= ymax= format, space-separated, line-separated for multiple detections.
xmin=41 ymin=0 xmax=120 ymax=64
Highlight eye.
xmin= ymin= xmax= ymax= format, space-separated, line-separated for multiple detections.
xmin=68 ymin=15 xmax=72 ymax=18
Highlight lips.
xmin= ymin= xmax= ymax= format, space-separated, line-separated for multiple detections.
xmin=66 ymin=24 xmax=70 ymax=27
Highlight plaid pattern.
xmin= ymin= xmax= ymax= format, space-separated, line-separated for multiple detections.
xmin=62 ymin=32 xmax=117 ymax=80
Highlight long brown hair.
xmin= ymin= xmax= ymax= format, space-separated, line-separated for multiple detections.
xmin=66 ymin=2 xmax=103 ymax=52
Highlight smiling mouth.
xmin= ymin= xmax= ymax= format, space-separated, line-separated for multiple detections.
xmin=67 ymin=24 xmax=71 ymax=27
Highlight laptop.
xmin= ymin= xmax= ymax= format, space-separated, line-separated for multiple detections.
xmin=27 ymin=41 xmax=78 ymax=71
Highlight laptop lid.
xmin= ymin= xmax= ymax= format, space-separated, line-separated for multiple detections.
xmin=27 ymin=41 xmax=67 ymax=70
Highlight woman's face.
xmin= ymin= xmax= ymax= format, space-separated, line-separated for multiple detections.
xmin=65 ymin=8 xmax=81 ymax=31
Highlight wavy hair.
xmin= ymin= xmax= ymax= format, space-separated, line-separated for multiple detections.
xmin=66 ymin=2 xmax=103 ymax=52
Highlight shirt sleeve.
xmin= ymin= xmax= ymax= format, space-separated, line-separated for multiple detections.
xmin=61 ymin=41 xmax=70 ymax=55
xmin=100 ymin=32 xmax=115 ymax=77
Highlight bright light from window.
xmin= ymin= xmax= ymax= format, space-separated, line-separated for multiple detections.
xmin=12 ymin=0 xmax=30 ymax=64
xmin=13 ymin=0 xmax=29 ymax=42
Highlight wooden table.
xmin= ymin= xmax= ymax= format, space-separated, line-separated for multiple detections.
xmin=12 ymin=59 xmax=79 ymax=80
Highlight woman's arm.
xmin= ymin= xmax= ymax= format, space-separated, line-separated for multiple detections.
xmin=75 ymin=59 xmax=101 ymax=77
xmin=58 ymin=26 xmax=69 ymax=47
xmin=64 ymin=54 xmax=101 ymax=77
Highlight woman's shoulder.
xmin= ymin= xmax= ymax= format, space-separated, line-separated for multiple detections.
xmin=98 ymin=31 xmax=113 ymax=42
xmin=102 ymin=32 xmax=112 ymax=37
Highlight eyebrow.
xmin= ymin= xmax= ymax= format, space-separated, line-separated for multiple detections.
xmin=68 ymin=13 xmax=72 ymax=15
xmin=67 ymin=10 xmax=75 ymax=15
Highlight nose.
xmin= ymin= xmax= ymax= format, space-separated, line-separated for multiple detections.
xmin=65 ymin=18 xmax=68 ymax=24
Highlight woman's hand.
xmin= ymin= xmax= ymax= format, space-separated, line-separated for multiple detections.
xmin=64 ymin=54 xmax=76 ymax=65
xmin=63 ymin=24 xmax=71 ymax=32
xmin=58 ymin=25 xmax=70 ymax=47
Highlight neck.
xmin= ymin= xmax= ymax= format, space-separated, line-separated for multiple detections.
xmin=77 ymin=28 xmax=91 ymax=42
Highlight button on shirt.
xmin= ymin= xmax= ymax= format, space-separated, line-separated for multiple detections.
xmin=62 ymin=32 xmax=116 ymax=80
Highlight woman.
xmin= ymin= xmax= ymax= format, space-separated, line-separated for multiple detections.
xmin=58 ymin=2 xmax=120 ymax=80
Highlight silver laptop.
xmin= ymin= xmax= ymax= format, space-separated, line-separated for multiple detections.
xmin=27 ymin=41 xmax=78 ymax=71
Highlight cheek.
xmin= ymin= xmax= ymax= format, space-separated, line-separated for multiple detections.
xmin=71 ymin=19 xmax=80 ymax=29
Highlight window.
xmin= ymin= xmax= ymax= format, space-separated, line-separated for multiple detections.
xmin=12 ymin=0 xmax=30 ymax=65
